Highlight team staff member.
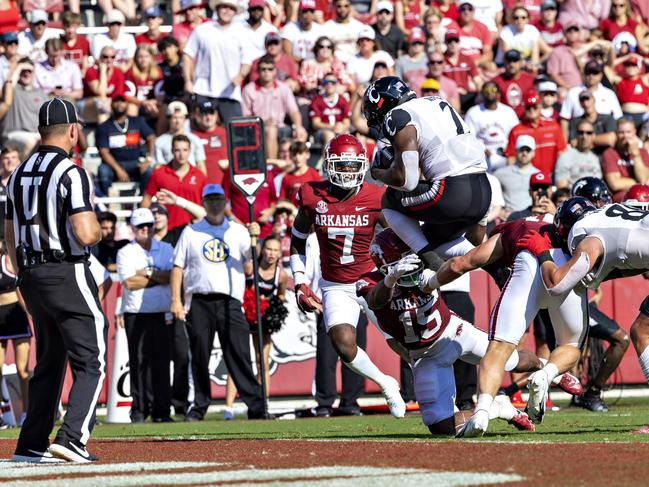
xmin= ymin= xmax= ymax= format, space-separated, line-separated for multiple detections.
xmin=6 ymin=98 xmax=105 ymax=463
xmin=117 ymin=208 xmax=175 ymax=424
xmin=170 ymin=184 xmax=267 ymax=421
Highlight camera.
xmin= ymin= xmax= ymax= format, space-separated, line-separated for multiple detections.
xmin=534 ymin=187 xmax=547 ymax=200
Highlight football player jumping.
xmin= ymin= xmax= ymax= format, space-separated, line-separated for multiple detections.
xmin=420 ymin=214 xmax=587 ymax=436
xmin=355 ymin=229 xmax=584 ymax=435
xmin=363 ymin=76 xmax=491 ymax=270
xmin=289 ymin=134 xmax=406 ymax=418
xmin=518 ymin=196 xmax=649 ymax=432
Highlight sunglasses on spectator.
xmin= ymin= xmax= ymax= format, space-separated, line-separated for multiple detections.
xmin=613 ymin=2 xmax=626 ymax=7
xmin=541 ymin=91 xmax=556 ymax=96
xmin=136 ymin=223 xmax=154 ymax=230
xmin=20 ymin=69 xmax=33 ymax=74
xmin=579 ymin=96 xmax=592 ymax=102
xmin=378 ymin=9 xmax=391 ymax=14
xmin=566 ymin=26 xmax=580 ymax=32
xmin=577 ymin=130 xmax=594 ymax=135
xmin=459 ymin=4 xmax=474 ymax=11
xmin=322 ymin=78 xmax=338 ymax=85
xmin=428 ymin=60 xmax=444 ymax=65
xmin=447 ymin=38 xmax=459 ymax=43
xmin=33 ymin=21 xmax=46 ymax=26
xmin=518 ymin=147 xmax=533 ymax=153
xmin=317 ymin=44 xmax=333 ymax=49
xmin=513 ymin=15 xmax=528 ymax=20
xmin=3 ymin=40 xmax=18 ymax=45
xmin=101 ymin=55 xmax=116 ymax=59
xmin=259 ymin=66 xmax=275 ymax=72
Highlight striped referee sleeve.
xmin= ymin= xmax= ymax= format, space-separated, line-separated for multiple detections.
xmin=62 ymin=166 xmax=94 ymax=214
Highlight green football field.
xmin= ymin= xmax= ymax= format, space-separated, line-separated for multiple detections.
xmin=1 ymin=397 xmax=648 ymax=443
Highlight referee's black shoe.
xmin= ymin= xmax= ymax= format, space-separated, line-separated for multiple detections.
xmin=49 ymin=437 xmax=98 ymax=463
xmin=12 ymin=447 xmax=66 ymax=463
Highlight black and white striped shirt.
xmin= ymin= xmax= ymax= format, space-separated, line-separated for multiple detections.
xmin=6 ymin=146 xmax=94 ymax=256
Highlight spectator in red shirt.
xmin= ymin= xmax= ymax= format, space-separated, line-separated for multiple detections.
xmin=309 ymin=73 xmax=351 ymax=145
xmin=80 ymin=46 xmax=126 ymax=124
xmin=456 ymin=0 xmax=493 ymax=66
xmin=124 ymin=45 xmax=163 ymax=123
xmin=601 ymin=118 xmax=649 ymax=201
xmin=135 ymin=7 xmax=167 ymax=61
xmin=493 ymin=49 xmax=535 ymax=118
xmin=600 ymin=0 xmax=642 ymax=42
xmin=61 ymin=12 xmax=89 ymax=75
xmin=142 ymin=134 xmax=207 ymax=230
xmin=279 ymin=141 xmax=321 ymax=204
xmin=505 ymin=90 xmax=567 ymax=175
xmin=190 ymin=99 xmax=230 ymax=184
xmin=223 ymin=168 xmax=278 ymax=238
xmin=617 ymin=54 xmax=649 ymax=130
xmin=443 ymin=27 xmax=482 ymax=112
xmin=534 ymin=0 xmax=564 ymax=48
xmin=172 ymin=0 xmax=208 ymax=50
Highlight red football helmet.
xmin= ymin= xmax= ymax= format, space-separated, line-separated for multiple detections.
xmin=370 ymin=228 xmax=423 ymax=287
xmin=324 ymin=134 xmax=369 ymax=189
xmin=623 ymin=184 xmax=649 ymax=210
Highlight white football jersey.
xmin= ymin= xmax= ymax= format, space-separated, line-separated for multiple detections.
xmin=382 ymin=96 xmax=487 ymax=182
xmin=568 ymin=203 xmax=649 ymax=288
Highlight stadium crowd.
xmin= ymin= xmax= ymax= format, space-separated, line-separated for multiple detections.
xmin=1 ymin=0 xmax=649 ymax=426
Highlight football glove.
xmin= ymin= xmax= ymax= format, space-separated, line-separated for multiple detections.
xmin=384 ymin=254 xmax=422 ymax=288
xmin=517 ymin=230 xmax=552 ymax=257
xmin=295 ymin=283 xmax=322 ymax=313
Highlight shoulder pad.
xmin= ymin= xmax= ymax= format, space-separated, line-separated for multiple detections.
xmin=383 ymin=108 xmax=412 ymax=140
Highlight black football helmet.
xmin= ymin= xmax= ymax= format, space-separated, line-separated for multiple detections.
xmin=571 ymin=177 xmax=612 ymax=208
xmin=362 ymin=76 xmax=416 ymax=130
xmin=554 ymin=196 xmax=597 ymax=239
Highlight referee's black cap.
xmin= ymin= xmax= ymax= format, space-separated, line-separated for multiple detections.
xmin=39 ymin=98 xmax=79 ymax=127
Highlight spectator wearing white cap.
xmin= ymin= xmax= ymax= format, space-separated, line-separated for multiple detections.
xmin=324 ymin=0 xmax=366 ymax=64
xmin=154 ymin=101 xmax=207 ymax=173
xmin=244 ymin=0 xmax=279 ymax=61
xmin=281 ymin=0 xmax=326 ymax=63
xmin=17 ymin=10 xmax=63 ymax=63
xmin=346 ymin=26 xmax=394 ymax=86
xmin=372 ymin=0 xmax=405 ymax=60
xmin=494 ymin=134 xmax=542 ymax=212
xmin=91 ymin=9 xmax=137 ymax=71
xmin=537 ymin=80 xmax=560 ymax=121
xmin=117 ymin=207 xmax=175 ymax=423
xmin=183 ymin=0 xmax=256 ymax=124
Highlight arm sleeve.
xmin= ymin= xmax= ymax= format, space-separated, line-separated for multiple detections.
xmin=62 ymin=166 xmax=94 ymax=215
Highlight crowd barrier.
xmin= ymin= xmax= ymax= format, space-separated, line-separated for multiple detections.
xmin=3 ymin=270 xmax=647 ymax=409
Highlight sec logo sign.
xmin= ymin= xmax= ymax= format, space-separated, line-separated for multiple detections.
xmin=202 ymin=238 xmax=230 ymax=262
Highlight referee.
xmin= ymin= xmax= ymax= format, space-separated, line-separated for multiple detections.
xmin=6 ymin=98 xmax=105 ymax=464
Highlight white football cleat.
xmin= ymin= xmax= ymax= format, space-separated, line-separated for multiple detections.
xmin=381 ymin=376 xmax=406 ymax=418
xmin=526 ymin=370 xmax=549 ymax=424
xmin=456 ymin=409 xmax=489 ymax=438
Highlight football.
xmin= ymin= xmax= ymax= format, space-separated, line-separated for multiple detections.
xmin=372 ymin=143 xmax=396 ymax=170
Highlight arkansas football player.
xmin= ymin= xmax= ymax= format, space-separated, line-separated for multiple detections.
xmin=289 ymin=134 xmax=406 ymax=418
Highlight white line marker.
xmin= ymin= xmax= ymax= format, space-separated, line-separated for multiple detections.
xmin=0 ymin=461 xmax=222 ymax=478
xmin=0 ymin=466 xmax=523 ymax=487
